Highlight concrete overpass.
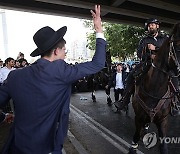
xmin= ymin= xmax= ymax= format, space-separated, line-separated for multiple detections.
xmin=0 ymin=0 xmax=179 ymax=30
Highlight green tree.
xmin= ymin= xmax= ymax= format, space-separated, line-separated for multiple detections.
xmin=83 ymin=20 xmax=145 ymax=61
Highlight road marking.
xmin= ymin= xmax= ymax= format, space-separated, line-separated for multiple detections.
xmin=68 ymin=130 xmax=89 ymax=154
xmin=62 ymin=148 xmax=66 ymax=154
xmin=70 ymin=104 xmax=144 ymax=154
xmin=49 ymin=148 xmax=66 ymax=154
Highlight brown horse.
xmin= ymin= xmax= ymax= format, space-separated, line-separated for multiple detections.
xmin=129 ymin=23 xmax=180 ymax=154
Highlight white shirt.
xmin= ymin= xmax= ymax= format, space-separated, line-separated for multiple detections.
xmin=0 ymin=67 xmax=15 ymax=84
xmin=115 ymin=72 xmax=124 ymax=89
xmin=96 ymin=32 xmax=106 ymax=40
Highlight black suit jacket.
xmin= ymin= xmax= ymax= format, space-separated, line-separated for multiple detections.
xmin=0 ymin=111 xmax=5 ymax=123
xmin=109 ymin=70 xmax=127 ymax=89
xmin=0 ymin=38 xmax=106 ymax=154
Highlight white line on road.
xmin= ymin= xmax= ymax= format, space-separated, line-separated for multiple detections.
xmin=62 ymin=148 xmax=66 ymax=154
xmin=71 ymin=106 xmax=127 ymax=153
xmin=70 ymin=104 xmax=144 ymax=154
xmin=68 ymin=130 xmax=89 ymax=154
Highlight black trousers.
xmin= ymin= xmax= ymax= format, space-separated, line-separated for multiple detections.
xmin=114 ymin=88 xmax=124 ymax=101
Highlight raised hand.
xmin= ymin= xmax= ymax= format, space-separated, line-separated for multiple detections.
xmin=4 ymin=113 xmax=14 ymax=123
xmin=90 ymin=5 xmax=103 ymax=33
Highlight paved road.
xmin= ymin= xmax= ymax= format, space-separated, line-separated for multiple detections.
xmin=68 ymin=90 xmax=180 ymax=154
xmin=0 ymin=90 xmax=179 ymax=154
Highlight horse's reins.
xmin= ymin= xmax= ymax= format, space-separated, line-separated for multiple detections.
xmin=136 ymin=86 xmax=171 ymax=122
xmin=169 ymin=35 xmax=180 ymax=77
xmin=139 ymin=81 xmax=173 ymax=100
xmin=151 ymin=36 xmax=180 ymax=77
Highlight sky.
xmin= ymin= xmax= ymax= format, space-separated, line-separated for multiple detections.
xmin=0 ymin=9 xmax=90 ymax=63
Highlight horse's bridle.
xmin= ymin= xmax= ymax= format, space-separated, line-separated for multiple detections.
xmin=169 ymin=35 xmax=180 ymax=77
xmin=151 ymin=35 xmax=180 ymax=78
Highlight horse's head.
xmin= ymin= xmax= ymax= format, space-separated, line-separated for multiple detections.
xmin=169 ymin=23 xmax=180 ymax=69
xmin=154 ymin=23 xmax=180 ymax=74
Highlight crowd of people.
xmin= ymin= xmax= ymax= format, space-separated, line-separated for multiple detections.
xmin=0 ymin=52 xmax=29 ymax=84
xmin=71 ymin=62 xmax=135 ymax=93
xmin=0 ymin=52 xmax=29 ymax=125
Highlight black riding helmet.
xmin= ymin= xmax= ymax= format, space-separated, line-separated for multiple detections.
xmin=145 ymin=18 xmax=160 ymax=31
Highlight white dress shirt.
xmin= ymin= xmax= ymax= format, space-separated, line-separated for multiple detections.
xmin=0 ymin=67 xmax=15 ymax=84
xmin=115 ymin=72 xmax=124 ymax=89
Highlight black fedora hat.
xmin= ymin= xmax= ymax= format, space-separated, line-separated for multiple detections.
xmin=30 ymin=26 xmax=67 ymax=57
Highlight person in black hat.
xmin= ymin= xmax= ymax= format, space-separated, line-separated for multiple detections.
xmin=0 ymin=5 xmax=106 ymax=154
xmin=114 ymin=18 xmax=180 ymax=116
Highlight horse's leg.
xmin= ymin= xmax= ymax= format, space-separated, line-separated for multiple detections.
xmin=129 ymin=116 xmax=143 ymax=154
xmin=106 ymin=87 xmax=112 ymax=106
xmin=91 ymin=78 xmax=97 ymax=102
xmin=92 ymin=90 xmax=96 ymax=102
xmin=155 ymin=118 xmax=168 ymax=154
xmin=139 ymin=123 xmax=150 ymax=140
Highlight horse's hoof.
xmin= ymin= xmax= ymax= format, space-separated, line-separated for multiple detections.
xmin=92 ymin=95 xmax=96 ymax=102
xmin=128 ymin=147 xmax=137 ymax=154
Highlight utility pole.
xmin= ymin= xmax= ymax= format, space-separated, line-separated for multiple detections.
xmin=0 ymin=9 xmax=8 ymax=59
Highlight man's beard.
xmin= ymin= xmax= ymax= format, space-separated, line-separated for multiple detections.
xmin=148 ymin=28 xmax=158 ymax=35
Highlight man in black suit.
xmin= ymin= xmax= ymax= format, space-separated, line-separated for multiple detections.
xmin=108 ymin=63 xmax=127 ymax=103
xmin=0 ymin=5 xmax=106 ymax=154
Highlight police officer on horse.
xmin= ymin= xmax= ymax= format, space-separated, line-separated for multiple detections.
xmin=115 ymin=18 xmax=180 ymax=116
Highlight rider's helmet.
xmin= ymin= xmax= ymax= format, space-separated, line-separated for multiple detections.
xmin=145 ymin=18 xmax=160 ymax=31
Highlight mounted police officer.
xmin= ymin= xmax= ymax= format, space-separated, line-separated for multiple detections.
xmin=115 ymin=18 xmax=180 ymax=116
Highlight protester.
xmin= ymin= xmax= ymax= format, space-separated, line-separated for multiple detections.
xmin=0 ymin=57 xmax=15 ymax=85
xmin=0 ymin=5 xmax=106 ymax=154
xmin=108 ymin=63 xmax=127 ymax=103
